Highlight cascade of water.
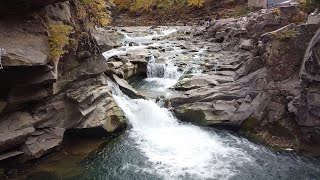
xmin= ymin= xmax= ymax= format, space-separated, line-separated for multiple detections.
xmin=147 ymin=56 xmax=166 ymax=78
xmin=108 ymin=79 xmax=251 ymax=179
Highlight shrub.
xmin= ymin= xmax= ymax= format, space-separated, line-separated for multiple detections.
xmin=77 ymin=0 xmax=111 ymax=26
xmin=48 ymin=24 xmax=74 ymax=62
xmin=276 ymin=29 xmax=299 ymax=41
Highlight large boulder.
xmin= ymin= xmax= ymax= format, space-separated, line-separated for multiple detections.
xmin=112 ymin=74 xmax=146 ymax=99
xmin=299 ymin=27 xmax=320 ymax=144
xmin=0 ymin=112 xmax=37 ymax=153
xmin=34 ymin=74 xmax=127 ymax=133
xmin=0 ymin=20 xmax=49 ymax=66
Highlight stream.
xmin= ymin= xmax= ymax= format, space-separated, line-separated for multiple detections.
xmin=11 ymin=26 xmax=320 ymax=180
xmin=79 ymin=27 xmax=320 ymax=180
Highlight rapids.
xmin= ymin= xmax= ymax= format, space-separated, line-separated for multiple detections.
xmin=79 ymin=26 xmax=320 ymax=180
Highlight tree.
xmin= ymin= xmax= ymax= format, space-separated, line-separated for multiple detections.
xmin=48 ymin=24 xmax=73 ymax=79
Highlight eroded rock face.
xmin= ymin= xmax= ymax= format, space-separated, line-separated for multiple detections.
xmin=299 ymin=27 xmax=320 ymax=144
xmin=171 ymin=8 xmax=319 ymax=150
xmin=0 ymin=0 xmax=128 ymax=162
xmin=0 ymin=20 xmax=49 ymax=66
xmin=0 ymin=112 xmax=37 ymax=153
xmin=34 ymin=74 xmax=127 ymax=133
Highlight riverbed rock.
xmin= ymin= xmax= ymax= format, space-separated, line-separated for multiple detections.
xmin=174 ymin=101 xmax=238 ymax=125
xmin=112 ymin=74 xmax=145 ymax=99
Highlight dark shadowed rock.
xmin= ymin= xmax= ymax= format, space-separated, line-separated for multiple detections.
xmin=0 ymin=111 xmax=37 ymax=153
xmin=22 ymin=127 xmax=65 ymax=159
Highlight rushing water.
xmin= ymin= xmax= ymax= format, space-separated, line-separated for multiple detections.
xmin=15 ymin=26 xmax=320 ymax=180
xmin=75 ymin=27 xmax=320 ymax=180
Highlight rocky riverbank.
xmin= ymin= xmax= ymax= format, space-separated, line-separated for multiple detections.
xmin=170 ymin=6 xmax=320 ymax=151
xmin=0 ymin=0 xmax=141 ymax=169
xmin=2 ymin=0 xmax=320 ymax=179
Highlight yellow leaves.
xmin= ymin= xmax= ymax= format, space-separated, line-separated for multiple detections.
xmin=77 ymin=0 xmax=111 ymax=26
xmin=130 ymin=0 xmax=154 ymax=11
xmin=113 ymin=0 xmax=207 ymax=11
xmin=48 ymin=24 xmax=73 ymax=62
xmin=187 ymin=0 xmax=206 ymax=7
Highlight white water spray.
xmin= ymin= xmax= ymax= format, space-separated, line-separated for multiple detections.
xmin=109 ymin=80 xmax=252 ymax=179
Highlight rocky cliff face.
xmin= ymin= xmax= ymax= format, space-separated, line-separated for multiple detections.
xmin=171 ymin=6 xmax=320 ymax=151
xmin=0 ymin=0 xmax=143 ymax=163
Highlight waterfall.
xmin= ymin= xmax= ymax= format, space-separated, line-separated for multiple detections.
xmin=108 ymin=80 xmax=251 ymax=179
xmin=147 ymin=57 xmax=180 ymax=79
xmin=147 ymin=56 xmax=166 ymax=78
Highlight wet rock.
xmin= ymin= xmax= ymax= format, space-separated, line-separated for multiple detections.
xmin=174 ymin=101 xmax=238 ymax=125
xmin=112 ymin=74 xmax=145 ymax=99
xmin=76 ymin=97 xmax=126 ymax=133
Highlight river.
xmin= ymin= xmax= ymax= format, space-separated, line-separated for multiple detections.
xmin=79 ymin=27 xmax=320 ymax=180
xmin=10 ymin=26 xmax=320 ymax=180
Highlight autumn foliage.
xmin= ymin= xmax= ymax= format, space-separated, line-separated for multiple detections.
xmin=48 ymin=24 xmax=73 ymax=62
xmin=77 ymin=0 xmax=111 ymax=26
xmin=113 ymin=0 xmax=207 ymax=12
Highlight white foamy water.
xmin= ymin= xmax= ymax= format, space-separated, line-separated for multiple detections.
xmin=146 ymin=56 xmax=181 ymax=93
xmin=111 ymin=82 xmax=252 ymax=179
xmin=102 ymin=28 xmax=178 ymax=61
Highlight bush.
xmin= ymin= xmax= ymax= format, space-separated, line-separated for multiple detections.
xmin=77 ymin=0 xmax=111 ymax=26
xmin=276 ymin=29 xmax=298 ymax=41
xmin=48 ymin=24 xmax=73 ymax=62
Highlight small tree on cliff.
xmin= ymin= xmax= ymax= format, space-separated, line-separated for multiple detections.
xmin=48 ymin=24 xmax=73 ymax=79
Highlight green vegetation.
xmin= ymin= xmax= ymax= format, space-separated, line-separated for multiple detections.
xmin=276 ymin=29 xmax=298 ymax=41
xmin=113 ymin=0 xmax=207 ymax=12
xmin=300 ymin=0 xmax=320 ymax=14
xmin=77 ymin=0 xmax=111 ymax=26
